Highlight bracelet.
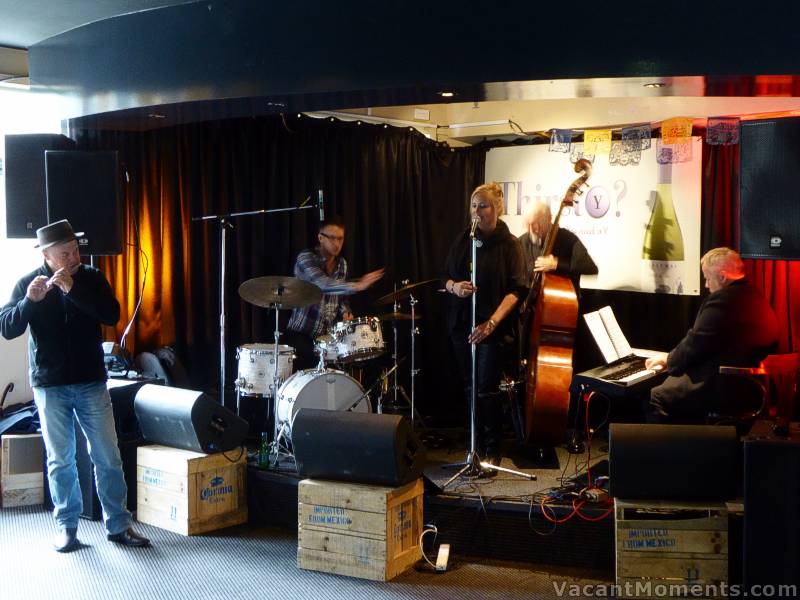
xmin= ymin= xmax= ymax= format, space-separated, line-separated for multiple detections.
xmin=488 ymin=318 xmax=497 ymax=329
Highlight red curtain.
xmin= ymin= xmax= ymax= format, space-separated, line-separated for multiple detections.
xmin=702 ymin=143 xmax=799 ymax=353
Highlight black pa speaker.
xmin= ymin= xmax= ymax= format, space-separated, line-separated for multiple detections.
xmin=134 ymin=384 xmax=248 ymax=453
xmin=740 ymin=117 xmax=800 ymax=260
xmin=4 ymin=133 xmax=76 ymax=238
xmin=292 ymin=409 xmax=425 ymax=487
xmin=45 ymin=150 xmax=122 ymax=256
xmin=609 ymin=423 xmax=739 ymax=501
xmin=743 ymin=422 xmax=800 ymax=589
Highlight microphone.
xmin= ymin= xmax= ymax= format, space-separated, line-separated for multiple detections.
xmin=469 ymin=216 xmax=480 ymax=238
xmin=318 ymin=189 xmax=325 ymax=222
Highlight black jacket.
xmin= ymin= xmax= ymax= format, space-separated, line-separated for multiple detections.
xmin=518 ymin=227 xmax=598 ymax=296
xmin=444 ymin=219 xmax=527 ymax=342
xmin=667 ymin=278 xmax=779 ymax=380
xmin=0 ymin=263 xmax=120 ymax=387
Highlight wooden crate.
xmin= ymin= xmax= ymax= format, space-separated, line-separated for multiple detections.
xmin=1 ymin=434 xmax=44 ymax=508
xmin=615 ymin=499 xmax=728 ymax=599
xmin=297 ymin=478 xmax=423 ymax=581
xmin=136 ymin=444 xmax=247 ymax=535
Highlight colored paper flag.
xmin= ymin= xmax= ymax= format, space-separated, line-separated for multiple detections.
xmin=656 ymin=138 xmax=693 ymax=164
xmin=583 ymin=129 xmax=612 ymax=155
xmin=622 ymin=124 xmax=652 ymax=151
xmin=706 ymin=117 xmax=740 ymax=145
xmin=570 ymin=143 xmax=595 ymax=164
xmin=609 ymin=141 xmax=641 ymax=166
xmin=549 ymin=129 xmax=572 ymax=153
xmin=660 ymin=117 xmax=693 ymax=145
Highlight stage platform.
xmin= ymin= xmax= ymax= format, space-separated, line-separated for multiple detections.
xmin=247 ymin=429 xmax=614 ymax=576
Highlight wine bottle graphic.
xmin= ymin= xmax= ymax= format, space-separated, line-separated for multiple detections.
xmin=642 ymin=162 xmax=685 ymax=294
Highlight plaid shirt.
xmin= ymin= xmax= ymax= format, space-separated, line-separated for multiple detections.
xmin=287 ymin=247 xmax=355 ymax=338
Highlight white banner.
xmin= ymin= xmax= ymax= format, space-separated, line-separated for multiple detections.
xmin=486 ymin=138 xmax=702 ymax=295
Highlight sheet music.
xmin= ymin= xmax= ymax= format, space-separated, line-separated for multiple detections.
xmin=598 ymin=306 xmax=633 ymax=359
xmin=583 ymin=310 xmax=619 ymax=364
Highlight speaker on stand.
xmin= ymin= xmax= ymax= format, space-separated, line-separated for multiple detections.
xmin=44 ymin=150 xmax=123 ymax=256
xmin=4 ymin=133 xmax=75 ymax=238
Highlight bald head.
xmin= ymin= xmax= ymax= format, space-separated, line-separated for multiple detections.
xmin=524 ymin=201 xmax=553 ymax=238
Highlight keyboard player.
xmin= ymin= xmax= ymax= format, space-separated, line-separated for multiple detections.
xmin=645 ymin=248 xmax=779 ymax=424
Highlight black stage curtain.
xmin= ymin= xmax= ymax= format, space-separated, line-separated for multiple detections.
xmin=75 ymin=115 xmax=485 ymax=420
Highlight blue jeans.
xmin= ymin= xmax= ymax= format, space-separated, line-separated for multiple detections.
xmin=33 ymin=381 xmax=131 ymax=534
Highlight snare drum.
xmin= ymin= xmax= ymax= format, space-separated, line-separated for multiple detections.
xmin=235 ymin=343 xmax=295 ymax=396
xmin=331 ymin=317 xmax=385 ymax=363
xmin=276 ymin=369 xmax=369 ymax=439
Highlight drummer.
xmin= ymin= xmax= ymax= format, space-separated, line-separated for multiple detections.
xmin=285 ymin=216 xmax=384 ymax=369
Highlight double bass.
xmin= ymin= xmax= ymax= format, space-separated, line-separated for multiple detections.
xmin=520 ymin=159 xmax=592 ymax=446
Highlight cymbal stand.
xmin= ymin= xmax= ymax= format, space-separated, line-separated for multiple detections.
xmin=268 ymin=296 xmax=291 ymax=465
xmin=381 ymin=288 xmax=425 ymax=426
xmin=409 ymin=291 xmax=420 ymax=430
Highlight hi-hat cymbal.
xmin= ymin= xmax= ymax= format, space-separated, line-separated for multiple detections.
xmin=375 ymin=279 xmax=438 ymax=306
xmin=374 ymin=311 xmax=422 ymax=321
xmin=238 ymin=276 xmax=322 ymax=309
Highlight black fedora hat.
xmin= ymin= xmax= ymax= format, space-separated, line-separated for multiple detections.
xmin=35 ymin=220 xmax=84 ymax=250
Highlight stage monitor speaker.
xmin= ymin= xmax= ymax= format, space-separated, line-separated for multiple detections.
xmin=609 ymin=423 xmax=739 ymax=501
xmin=4 ymin=133 xmax=76 ymax=238
xmin=292 ymin=409 xmax=425 ymax=487
xmin=134 ymin=384 xmax=248 ymax=453
xmin=743 ymin=421 xmax=800 ymax=590
xmin=45 ymin=150 xmax=122 ymax=256
xmin=740 ymin=117 xmax=800 ymax=260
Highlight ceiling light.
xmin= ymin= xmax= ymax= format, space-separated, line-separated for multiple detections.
xmin=439 ymin=91 xmax=455 ymax=98
xmin=643 ymin=82 xmax=666 ymax=88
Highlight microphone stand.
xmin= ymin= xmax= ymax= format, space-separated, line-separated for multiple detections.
xmin=192 ymin=196 xmax=318 ymax=408
xmin=443 ymin=222 xmax=536 ymax=487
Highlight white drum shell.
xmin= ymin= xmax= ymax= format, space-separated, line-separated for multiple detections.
xmin=332 ymin=317 xmax=385 ymax=362
xmin=276 ymin=369 xmax=368 ymax=436
xmin=236 ymin=343 xmax=294 ymax=396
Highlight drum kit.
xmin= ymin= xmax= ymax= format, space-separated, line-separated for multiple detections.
xmin=235 ymin=274 xmax=435 ymax=463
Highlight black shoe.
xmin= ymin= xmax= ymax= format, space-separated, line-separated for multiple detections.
xmin=107 ymin=528 xmax=151 ymax=548
xmin=53 ymin=527 xmax=78 ymax=553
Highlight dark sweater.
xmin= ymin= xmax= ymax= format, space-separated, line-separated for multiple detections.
xmin=518 ymin=227 xmax=598 ymax=296
xmin=0 ymin=263 xmax=120 ymax=387
xmin=444 ymin=219 xmax=528 ymax=342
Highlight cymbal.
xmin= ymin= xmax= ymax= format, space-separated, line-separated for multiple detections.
xmin=374 ymin=311 xmax=422 ymax=321
xmin=238 ymin=276 xmax=322 ymax=309
xmin=374 ymin=279 xmax=438 ymax=306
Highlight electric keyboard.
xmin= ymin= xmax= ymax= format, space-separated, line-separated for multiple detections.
xmin=570 ymin=354 xmax=667 ymax=398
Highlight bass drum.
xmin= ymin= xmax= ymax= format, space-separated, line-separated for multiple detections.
xmin=276 ymin=369 xmax=369 ymax=439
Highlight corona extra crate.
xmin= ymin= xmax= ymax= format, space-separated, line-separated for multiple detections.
xmin=1 ymin=434 xmax=44 ymax=508
xmin=136 ymin=444 xmax=247 ymax=535
xmin=615 ymin=499 xmax=728 ymax=599
xmin=297 ymin=478 xmax=423 ymax=581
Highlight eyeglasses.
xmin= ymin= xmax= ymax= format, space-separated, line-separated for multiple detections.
xmin=320 ymin=232 xmax=344 ymax=242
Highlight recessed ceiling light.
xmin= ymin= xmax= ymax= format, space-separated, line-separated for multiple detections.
xmin=439 ymin=91 xmax=455 ymax=98
xmin=643 ymin=82 xmax=666 ymax=88
xmin=148 ymin=113 xmax=166 ymax=119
